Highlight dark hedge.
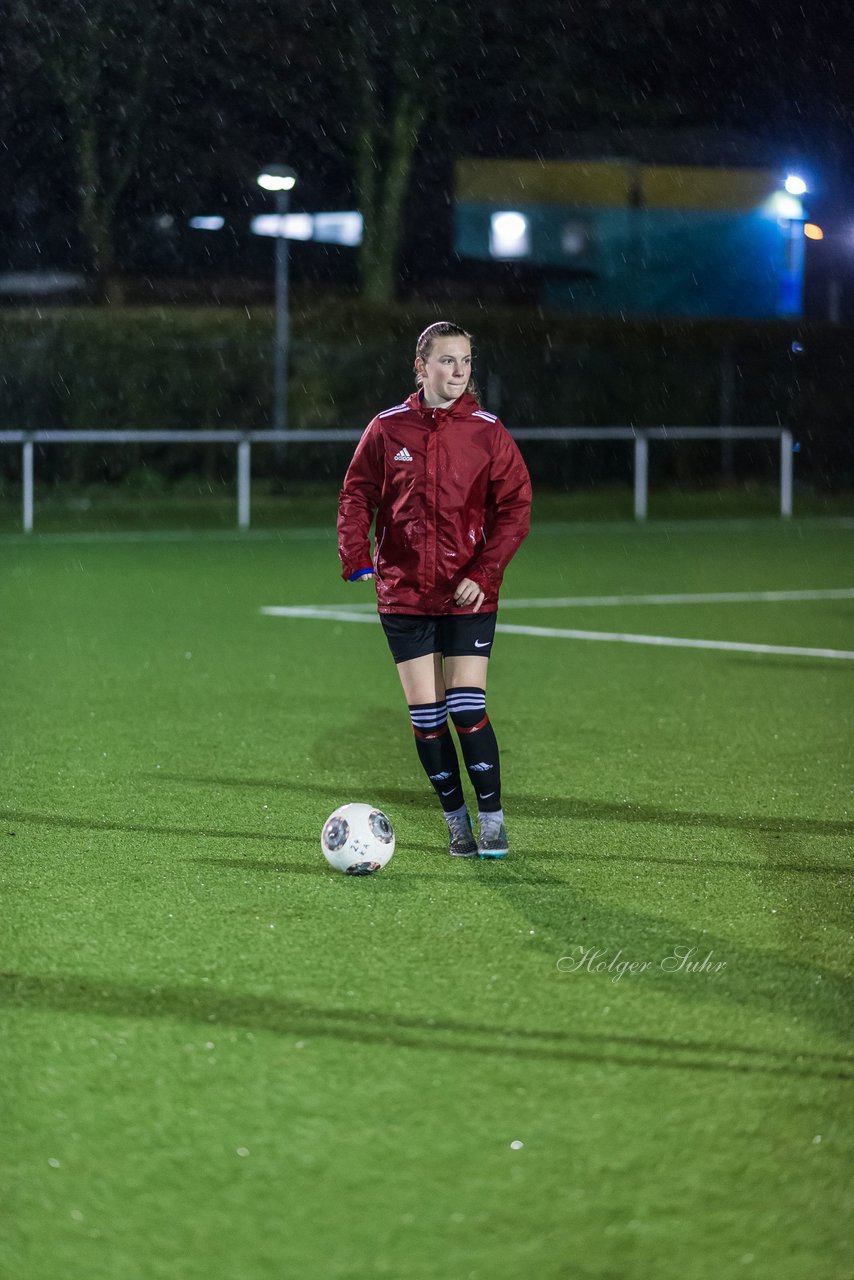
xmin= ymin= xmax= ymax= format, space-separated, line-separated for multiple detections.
xmin=1 ymin=302 xmax=851 ymax=489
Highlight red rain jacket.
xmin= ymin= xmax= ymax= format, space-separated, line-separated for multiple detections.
xmin=338 ymin=391 xmax=531 ymax=615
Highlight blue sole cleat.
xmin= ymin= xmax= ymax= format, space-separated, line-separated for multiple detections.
xmin=478 ymin=822 xmax=509 ymax=859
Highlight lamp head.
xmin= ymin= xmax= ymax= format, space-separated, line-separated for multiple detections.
xmin=784 ymin=174 xmax=807 ymax=196
xmin=257 ymin=165 xmax=297 ymax=192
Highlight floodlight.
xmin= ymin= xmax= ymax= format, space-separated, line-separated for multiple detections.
xmin=257 ymin=165 xmax=297 ymax=192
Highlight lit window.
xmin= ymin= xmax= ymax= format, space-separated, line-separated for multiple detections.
xmin=250 ymin=213 xmax=313 ymax=240
xmin=312 ymin=213 xmax=363 ymax=246
xmin=189 ymin=216 xmax=225 ymax=231
xmin=489 ymin=211 xmax=530 ymax=259
xmin=561 ymin=222 xmax=590 ymax=256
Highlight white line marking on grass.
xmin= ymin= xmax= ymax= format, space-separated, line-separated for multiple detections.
xmin=500 ymin=588 xmax=854 ymax=609
xmin=261 ymin=604 xmax=854 ymax=660
xmin=261 ymin=605 xmax=381 ymax=624
xmin=264 ymin=588 xmax=854 ymax=616
xmin=494 ymin=623 xmax=854 ymax=660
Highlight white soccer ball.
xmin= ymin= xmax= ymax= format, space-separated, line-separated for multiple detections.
xmin=320 ymin=803 xmax=395 ymax=875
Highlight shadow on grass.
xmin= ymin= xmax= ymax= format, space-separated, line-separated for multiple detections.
xmin=190 ymin=855 xmax=557 ymax=883
xmin=0 ymin=808 xmax=296 ymax=845
xmin=149 ymin=773 xmax=854 ymax=842
xmin=1 ymin=971 xmax=850 ymax=1082
xmin=468 ymin=855 xmax=854 ymax=1041
xmin=5 ymin=807 xmax=850 ymax=1059
xmin=5 ymin=802 xmax=848 ymax=877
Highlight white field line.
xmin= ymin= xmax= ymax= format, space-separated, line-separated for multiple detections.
xmin=498 ymin=588 xmax=854 ymax=609
xmin=494 ymin=623 xmax=854 ymax=661
xmin=265 ymin=587 xmax=854 ymax=615
xmin=260 ymin=604 xmax=854 ymax=661
xmin=262 ymin=606 xmax=382 ymax=624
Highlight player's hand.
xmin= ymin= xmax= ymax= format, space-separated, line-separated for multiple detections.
xmin=454 ymin=577 xmax=484 ymax=613
xmin=350 ymin=571 xmax=375 ymax=582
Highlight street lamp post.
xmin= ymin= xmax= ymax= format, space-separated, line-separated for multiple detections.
xmin=257 ymin=165 xmax=297 ymax=433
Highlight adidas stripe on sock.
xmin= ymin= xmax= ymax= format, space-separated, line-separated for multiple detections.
xmin=408 ymin=701 xmax=465 ymax=812
xmin=409 ymin=701 xmax=448 ymax=737
xmin=446 ymin=686 xmax=502 ymax=812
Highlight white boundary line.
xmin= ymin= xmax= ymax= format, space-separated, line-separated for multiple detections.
xmin=262 ymin=606 xmax=381 ymax=624
xmin=494 ymin=622 xmax=854 ymax=661
xmin=260 ymin=604 xmax=854 ymax=661
xmin=494 ymin=588 xmax=854 ymax=609
xmin=264 ymin=587 xmax=854 ymax=615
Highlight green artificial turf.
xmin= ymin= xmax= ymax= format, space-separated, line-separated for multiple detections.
xmin=2 ymin=516 xmax=852 ymax=1280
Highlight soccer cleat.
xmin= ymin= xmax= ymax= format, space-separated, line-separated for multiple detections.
xmin=446 ymin=811 xmax=478 ymax=858
xmin=478 ymin=816 xmax=509 ymax=859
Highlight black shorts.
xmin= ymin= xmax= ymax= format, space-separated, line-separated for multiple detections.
xmin=380 ymin=612 xmax=498 ymax=664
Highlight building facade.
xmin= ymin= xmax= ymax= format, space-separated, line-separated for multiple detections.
xmin=455 ymin=158 xmax=806 ymax=318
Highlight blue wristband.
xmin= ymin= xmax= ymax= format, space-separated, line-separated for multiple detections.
xmin=348 ymin=568 xmax=374 ymax=580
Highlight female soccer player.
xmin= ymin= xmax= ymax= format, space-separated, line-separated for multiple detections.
xmin=337 ymin=321 xmax=531 ymax=859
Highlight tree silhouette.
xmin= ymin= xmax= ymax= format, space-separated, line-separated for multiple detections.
xmin=8 ymin=0 xmax=177 ymax=301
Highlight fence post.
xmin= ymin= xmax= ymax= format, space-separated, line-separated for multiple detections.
xmin=719 ymin=342 xmax=736 ymax=477
xmin=633 ymin=434 xmax=648 ymax=521
xmin=780 ymin=429 xmax=793 ymax=519
xmin=237 ymin=439 xmax=251 ymax=529
xmin=22 ymin=438 xmax=34 ymax=533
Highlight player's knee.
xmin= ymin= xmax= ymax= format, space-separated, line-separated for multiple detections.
xmin=408 ymin=700 xmax=449 ymax=739
xmin=446 ymin=686 xmax=489 ymax=734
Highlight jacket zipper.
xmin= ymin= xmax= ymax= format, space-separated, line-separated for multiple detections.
xmin=425 ymin=418 xmax=438 ymax=592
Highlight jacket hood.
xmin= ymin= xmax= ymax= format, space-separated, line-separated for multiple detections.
xmin=405 ymin=390 xmax=483 ymax=420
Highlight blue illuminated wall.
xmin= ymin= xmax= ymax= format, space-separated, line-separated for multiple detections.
xmin=455 ymin=160 xmax=805 ymax=319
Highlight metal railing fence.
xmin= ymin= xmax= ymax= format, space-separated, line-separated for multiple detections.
xmin=0 ymin=426 xmax=793 ymax=532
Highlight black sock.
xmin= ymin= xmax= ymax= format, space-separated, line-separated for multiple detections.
xmin=408 ymin=701 xmax=465 ymax=812
xmin=446 ymin=687 xmax=502 ymax=813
